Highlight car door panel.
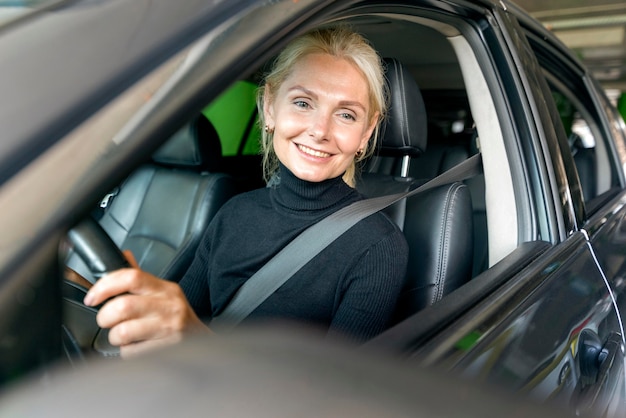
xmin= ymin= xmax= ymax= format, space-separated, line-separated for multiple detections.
xmin=582 ymin=194 xmax=626 ymax=418
xmin=416 ymin=232 xmax=623 ymax=416
xmin=367 ymin=241 xmax=552 ymax=352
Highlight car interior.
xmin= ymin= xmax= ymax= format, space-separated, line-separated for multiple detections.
xmin=55 ymin=8 xmax=622 ymax=365
xmin=59 ymin=12 xmax=526 ymax=358
xmin=66 ymin=115 xmax=237 ymax=283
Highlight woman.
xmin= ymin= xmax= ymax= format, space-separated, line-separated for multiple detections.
xmin=84 ymin=26 xmax=409 ymax=356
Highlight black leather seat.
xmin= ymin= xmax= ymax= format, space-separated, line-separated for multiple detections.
xmin=69 ymin=115 xmax=236 ymax=283
xmin=411 ymin=127 xmax=489 ymax=277
xmin=358 ymin=58 xmax=474 ymax=321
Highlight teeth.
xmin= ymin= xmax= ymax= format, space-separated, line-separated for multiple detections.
xmin=298 ymin=144 xmax=330 ymax=158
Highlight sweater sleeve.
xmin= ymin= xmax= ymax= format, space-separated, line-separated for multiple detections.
xmin=328 ymin=230 xmax=408 ymax=343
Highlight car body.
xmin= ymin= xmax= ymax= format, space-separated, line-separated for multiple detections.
xmin=0 ymin=0 xmax=625 ymax=416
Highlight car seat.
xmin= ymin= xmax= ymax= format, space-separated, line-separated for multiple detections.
xmin=357 ymin=58 xmax=474 ymax=322
xmin=68 ymin=115 xmax=236 ymax=283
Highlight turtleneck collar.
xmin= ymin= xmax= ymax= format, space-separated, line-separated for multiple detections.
xmin=270 ymin=163 xmax=358 ymax=214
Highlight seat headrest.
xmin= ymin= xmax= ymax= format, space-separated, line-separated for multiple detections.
xmin=378 ymin=58 xmax=427 ymax=157
xmin=152 ymin=115 xmax=222 ymax=171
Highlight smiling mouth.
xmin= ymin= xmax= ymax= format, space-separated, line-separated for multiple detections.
xmin=297 ymin=144 xmax=331 ymax=158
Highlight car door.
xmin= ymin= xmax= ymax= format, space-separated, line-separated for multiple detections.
xmin=369 ymin=2 xmax=626 ymax=417
xmin=519 ymin=7 xmax=626 ymax=415
xmin=569 ymin=38 xmax=626 ymax=418
xmin=0 ymin=0 xmax=336 ymax=383
xmin=0 ymin=2 xmax=623 ymax=416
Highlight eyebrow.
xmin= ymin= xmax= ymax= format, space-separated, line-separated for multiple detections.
xmin=288 ymin=85 xmax=367 ymax=112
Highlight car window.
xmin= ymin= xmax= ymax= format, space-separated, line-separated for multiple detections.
xmin=202 ymin=81 xmax=261 ymax=156
xmin=619 ymin=94 xmax=626 ymax=122
xmin=526 ymin=33 xmax=622 ymax=215
xmin=357 ymin=13 xmax=522 ymax=274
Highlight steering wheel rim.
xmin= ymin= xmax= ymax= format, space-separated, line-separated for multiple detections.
xmin=63 ymin=217 xmax=128 ymax=358
xmin=67 ymin=217 xmax=130 ymax=279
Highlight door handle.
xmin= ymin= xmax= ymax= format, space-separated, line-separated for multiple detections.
xmin=573 ymin=329 xmax=623 ymax=415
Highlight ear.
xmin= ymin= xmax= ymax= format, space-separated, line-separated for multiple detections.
xmin=360 ymin=111 xmax=380 ymax=149
xmin=263 ymin=84 xmax=275 ymax=129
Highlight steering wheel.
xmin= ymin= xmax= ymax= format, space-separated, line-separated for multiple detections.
xmin=63 ymin=218 xmax=129 ymax=359
xmin=67 ymin=217 xmax=130 ymax=279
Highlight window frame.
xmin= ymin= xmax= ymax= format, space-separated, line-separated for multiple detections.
xmin=523 ymin=28 xmax=625 ymax=222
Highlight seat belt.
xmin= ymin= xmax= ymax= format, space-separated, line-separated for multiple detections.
xmin=211 ymin=153 xmax=483 ymax=330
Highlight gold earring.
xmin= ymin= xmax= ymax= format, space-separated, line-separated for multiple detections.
xmin=356 ymin=149 xmax=364 ymax=158
xmin=265 ymin=124 xmax=274 ymax=134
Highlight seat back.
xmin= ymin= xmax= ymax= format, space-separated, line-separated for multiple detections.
xmin=411 ymin=127 xmax=489 ymax=277
xmin=70 ymin=115 xmax=236 ymax=282
xmin=357 ymin=58 xmax=474 ymax=321
xmin=394 ymin=182 xmax=473 ymax=319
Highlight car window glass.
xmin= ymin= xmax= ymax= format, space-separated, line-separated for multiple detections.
xmin=202 ymin=81 xmax=261 ymax=156
xmin=597 ymin=88 xmax=626 ymax=178
xmin=526 ymin=36 xmax=621 ymax=214
xmin=549 ymin=80 xmax=619 ymax=206
xmin=619 ymin=94 xmax=626 ymax=122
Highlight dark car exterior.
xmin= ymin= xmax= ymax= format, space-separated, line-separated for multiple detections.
xmin=0 ymin=0 xmax=625 ymax=416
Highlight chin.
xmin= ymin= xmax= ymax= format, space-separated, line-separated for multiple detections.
xmin=293 ymin=169 xmax=330 ymax=183
xmin=297 ymin=174 xmax=326 ymax=183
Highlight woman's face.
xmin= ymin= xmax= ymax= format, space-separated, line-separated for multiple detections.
xmin=264 ymin=53 xmax=378 ymax=183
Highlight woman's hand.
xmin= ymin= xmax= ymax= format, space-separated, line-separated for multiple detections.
xmin=83 ymin=251 xmax=211 ymax=357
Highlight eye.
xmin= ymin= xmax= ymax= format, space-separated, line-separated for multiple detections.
xmin=293 ymin=100 xmax=310 ymax=109
xmin=339 ymin=112 xmax=356 ymax=121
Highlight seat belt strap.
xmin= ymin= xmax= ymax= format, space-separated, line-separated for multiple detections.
xmin=211 ymin=153 xmax=482 ymax=330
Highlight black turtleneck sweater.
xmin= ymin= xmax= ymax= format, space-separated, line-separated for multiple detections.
xmin=179 ymin=165 xmax=408 ymax=342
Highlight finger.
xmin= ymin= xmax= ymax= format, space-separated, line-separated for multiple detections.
xmin=107 ymin=315 xmax=183 ymax=348
xmin=122 ymin=250 xmax=139 ymax=269
xmin=95 ymin=293 xmax=142 ymax=329
xmin=96 ymin=289 xmax=185 ymax=333
xmin=84 ymin=268 xmax=157 ymax=307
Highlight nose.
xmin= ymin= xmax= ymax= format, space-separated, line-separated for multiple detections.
xmin=308 ymin=110 xmax=331 ymax=141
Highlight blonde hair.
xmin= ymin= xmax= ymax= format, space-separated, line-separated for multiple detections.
xmin=257 ymin=26 xmax=387 ymax=187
